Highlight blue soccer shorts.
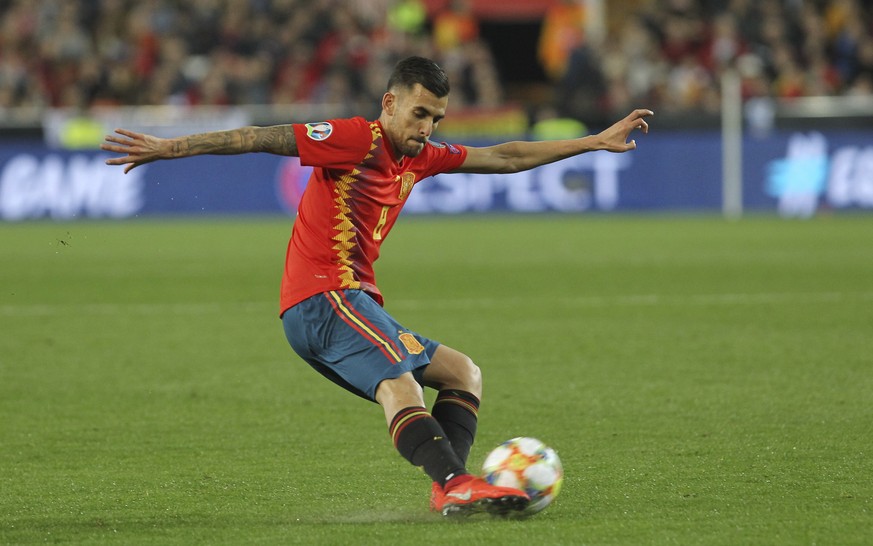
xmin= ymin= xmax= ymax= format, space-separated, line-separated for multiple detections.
xmin=281 ymin=289 xmax=440 ymax=401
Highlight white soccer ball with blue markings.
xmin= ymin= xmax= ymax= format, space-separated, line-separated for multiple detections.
xmin=481 ymin=437 xmax=563 ymax=515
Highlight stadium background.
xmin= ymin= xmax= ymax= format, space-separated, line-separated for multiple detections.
xmin=1 ymin=0 xmax=872 ymax=220
xmin=3 ymin=3 xmax=873 ymax=544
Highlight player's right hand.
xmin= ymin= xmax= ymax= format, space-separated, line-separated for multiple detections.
xmin=101 ymin=128 xmax=168 ymax=174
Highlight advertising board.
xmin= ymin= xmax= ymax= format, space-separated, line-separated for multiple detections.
xmin=1 ymin=131 xmax=871 ymax=221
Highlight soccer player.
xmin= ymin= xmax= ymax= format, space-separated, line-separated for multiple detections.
xmin=101 ymin=56 xmax=652 ymax=517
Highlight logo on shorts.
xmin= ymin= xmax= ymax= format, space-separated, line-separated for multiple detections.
xmin=305 ymin=122 xmax=333 ymax=141
xmin=398 ymin=332 xmax=424 ymax=355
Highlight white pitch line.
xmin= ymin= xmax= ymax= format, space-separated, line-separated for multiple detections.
xmin=390 ymin=291 xmax=873 ymax=311
xmin=0 ymin=301 xmax=275 ymax=317
xmin=1 ymin=292 xmax=871 ymax=318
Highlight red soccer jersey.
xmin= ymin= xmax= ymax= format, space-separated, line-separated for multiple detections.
xmin=280 ymin=117 xmax=468 ymax=314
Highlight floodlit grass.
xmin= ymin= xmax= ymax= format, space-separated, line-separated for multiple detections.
xmin=2 ymin=214 xmax=872 ymax=545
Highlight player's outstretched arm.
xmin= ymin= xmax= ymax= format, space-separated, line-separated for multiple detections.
xmin=101 ymin=125 xmax=299 ymax=174
xmin=454 ymin=109 xmax=653 ymax=175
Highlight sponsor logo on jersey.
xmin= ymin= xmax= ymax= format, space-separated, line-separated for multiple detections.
xmin=305 ymin=122 xmax=333 ymax=141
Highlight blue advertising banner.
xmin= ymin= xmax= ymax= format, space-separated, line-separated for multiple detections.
xmin=1 ymin=130 xmax=871 ymax=221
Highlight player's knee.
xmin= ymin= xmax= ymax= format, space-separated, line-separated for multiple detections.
xmin=376 ymin=373 xmax=424 ymax=406
xmin=459 ymin=354 xmax=482 ymax=395
xmin=425 ymin=346 xmax=482 ymax=395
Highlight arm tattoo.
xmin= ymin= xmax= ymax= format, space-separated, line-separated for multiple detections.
xmin=249 ymin=125 xmax=298 ymax=156
xmin=174 ymin=125 xmax=298 ymax=157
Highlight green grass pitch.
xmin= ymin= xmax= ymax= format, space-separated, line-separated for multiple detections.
xmin=2 ymin=214 xmax=872 ymax=545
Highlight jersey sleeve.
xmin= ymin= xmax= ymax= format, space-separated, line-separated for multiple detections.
xmin=293 ymin=117 xmax=373 ymax=170
xmin=418 ymin=140 xmax=468 ymax=179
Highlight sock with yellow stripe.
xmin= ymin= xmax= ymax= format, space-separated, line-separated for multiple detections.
xmin=432 ymin=389 xmax=480 ymax=465
xmin=389 ymin=406 xmax=467 ymax=487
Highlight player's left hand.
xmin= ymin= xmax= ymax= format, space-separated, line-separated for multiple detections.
xmin=101 ymin=129 xmax=169 ymax=174
xmin=593 ymin=109 xmax=654 ymax=153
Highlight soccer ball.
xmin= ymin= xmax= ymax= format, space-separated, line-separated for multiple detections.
xmin=481 ymin=437 xmax=563 ymax=515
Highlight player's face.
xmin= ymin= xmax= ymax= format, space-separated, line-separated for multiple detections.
xmin=381 ymin=83 xmax=448 ymax=158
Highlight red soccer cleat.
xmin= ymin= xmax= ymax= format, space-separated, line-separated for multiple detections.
xmin=437 ymin=475 xmax=529 ymax=517
xmin=430 ymin=482 xmax=445 ymax=513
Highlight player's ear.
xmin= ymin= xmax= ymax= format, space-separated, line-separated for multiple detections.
xmin=382 ymin=92 xmax=396 ymax=116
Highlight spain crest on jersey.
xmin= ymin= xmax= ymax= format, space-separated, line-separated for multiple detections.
xmin=398 ymin=172 xmax=416 ymax=200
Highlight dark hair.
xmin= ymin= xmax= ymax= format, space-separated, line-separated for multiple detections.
xmin=387 ymin=56 xmax=450 ymax=98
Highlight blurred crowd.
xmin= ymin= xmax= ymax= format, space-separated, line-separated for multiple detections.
xmin=0 ymin=0 xmax=500 ymax=116
xmin=551 ymin=0 xmax=873 ymax=120
xmin=0 ymin=0 xmax=871 ymax=122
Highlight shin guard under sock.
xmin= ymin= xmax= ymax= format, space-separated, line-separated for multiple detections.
xmin=431 ymin=390 xmax=480 ymax=465
xmin=389 ymin=406 xmax=467 ymax=486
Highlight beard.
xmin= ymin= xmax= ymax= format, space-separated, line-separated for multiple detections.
xmin=396 ymin=137 xmax=426 ymax=158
